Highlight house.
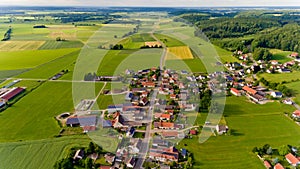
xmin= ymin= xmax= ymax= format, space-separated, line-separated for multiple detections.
xmin=250 ymin=94 xmax=266 ymax=102
xmin=271 ymin=91 xmax=283 ymax=98
xmin=125 ymin=92 xmax=133 ymax=101
xmin=285 ymin=153 xmax=300 ymax=166
xmin=126 ymin=157 xmax=136 ymax=168
xmin=142 ymin=82 xmax=155 ymax=88
xmin=291 ymin=52 xmax=299 ymax=58
xmin=140 ymin=97 xmax=149 ymax=106
xmin=264 ymin=161 xmax=272 ymax=169
xmin=99 ymin=166 xmax=111 ymax=169
xmin=160 ymin=113 xmax=171 ymax=121
xmin=189 ymin=129 xmax=197 ymax=135
xmin=149 ymin=146 xmax=179 ymax=163
xmin=292 ymin=110 xmax=300 ymax=119
xmin=126 ymin=127 xmax=135 ymax=137
xmin=185 ymin=104 xmax=196 ymax=111
xmin=154 ymin=122 xmax=176 ymax=130
xmin=216 ymin=125 xmax=228 ymax=135
xmin=283 ymin=99 xmax=293 ymax=105
xmin=273 ymin=163 xmax=284 ymax=169
xmin=270 ymin=60 xmax=279 ymax=65
xmin=243 ymin=86 xmax=257 ymax=95
xmin=73 ymin=149 xmax=84 ymax=160
xmin=104 ymin=153 xmax=115 ymax=164
xmin=230 ymin=88 xmax=241 ymax=96
xmin=107 ymin=104 xmax=123 ymax=113
xmin=181 ymin=149 xmax=187 ymax=158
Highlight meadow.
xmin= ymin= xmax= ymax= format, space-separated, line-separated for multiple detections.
xmin=153 ymin=33 xmax=186 ymax=47
xmin=38 ymin=40 xmax=84 ymax=50
xmin=120 ymin=33 xmax=156 ymax=49
xmin=269 ymin=49 xmax=293 ymax=63
xmin=0 ymin=48 xmax=79 ymax=70
xmin=286 ymin=81 xmax=300 ymax=104
xmin=259 ymin=71 xmax=300 ymax=83
xmin=0 ymin=135 xmax=91 ymax=169
xmin=0 ymin=41 xmax=45 ymax=51
xmin=178 ymin=96 xmax=300 ymax=169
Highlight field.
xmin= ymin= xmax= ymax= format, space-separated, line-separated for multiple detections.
xmin=166 ymin=46 xmax=194 ymax=60
xmin=0 ymin=41 xmax=45 ymax=51
xmin=0 ymin=82 xmax=74 ymax=141
xmin=0 ymin=135 xmax=91 ymax=169
xmin=214 ymin=45 xmax=240 ymax=63
xmin=178 ymin=96 xmax=300 ymax=168
xmin=259 ymin=71 xmax=300 ymax=83
xmin=38 ymin=40 xmax=84 ymax=50
xmin=286 ymin=81 xmax=300 ymax=104
xmin=166 ymin=58 xmax=206 ymax=73
xmin=0 ymin=48 xmax=79 ymax=70
xmin=269 ymin=49 xmax=293 ymax=63
xmin=120 ymin=33 xmax=156 ymax=49
xmin=154 ymin=33 xmax=186 ymax=47
xmin=16 ymin=50 xmax=80 ymax=79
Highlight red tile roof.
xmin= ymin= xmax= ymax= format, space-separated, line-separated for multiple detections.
xmin=230 ymin=88 xmax=240 ymax=94
xmin=190 ymin=129 xmax=197 ymax=135
xmin=242 ymin=86 xmax=257 ymax=95
xmin=161 ymin=114 xmax=171 ymax=119
xmin=285 ymin=153 xmax=299 ymax=165
xmin=274 ymin=163 xmax=284 ymax=169
xmin=83 ymin=126 xmax=96 ymax=132
xmin=1 ymin=87 xmax=25 ymax=101
xmin=293 ymin=110 xmax=300 ymax=117
xmin=291 ymin=52 xmax=299 ymax=57
xmin=264 ymin=161 xmax=272 ymax=168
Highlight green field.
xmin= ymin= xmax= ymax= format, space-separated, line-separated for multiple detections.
xmin=120 ymin=33 xmax=156 ymax=49
xmin=0 ymin=135 xmax=91 ymax=169
xmin=38 ymin=40 xmax=84 ymax=50
xmin=269 ymin=49 xmax=293 ymax=63
xmin=214 ymin=45 xmax=240 ymax=63
xmin=16 ymin=50 xmax=80 ymax=79
xmin=154 ymin=33 xmax=186 ymax=47
xmin=259 ymin=71 xmax=300 ymax=83
xmin=286 ymin=81 xmax=300 ymax=104
xmin=0 ymin=48 xmax=79 ymax=70
xmin=178 ymin=96 xmax=300 ymax=168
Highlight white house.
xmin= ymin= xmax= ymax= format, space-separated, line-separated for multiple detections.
xmin=270 ymin=91 xmax=283 ymax=98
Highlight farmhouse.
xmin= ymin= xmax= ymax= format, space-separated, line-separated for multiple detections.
xmin=292 ymin=110 xmax=300 ymax=119
xmin=285 ymin=153 xmax=300 ymax=167
xmin=263 ymin=161 xmax=272 ymax=169
xmin=216 ymin=125 xmax=228 ymax=135
xmin=270 ymin=91 xmax=283 ymax=98
xmin=149 ymin=146 xmax=179 ymax=163
xmin=274 ymin=163 xmax=284 ymax=169
xmin=230 ymin=88 xmax=241 ymax=96
xmin=242 ymin=86 xmax=257 ymax=95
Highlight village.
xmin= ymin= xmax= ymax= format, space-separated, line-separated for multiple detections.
xmin=56 ymin=51 xmax=300 ymax=168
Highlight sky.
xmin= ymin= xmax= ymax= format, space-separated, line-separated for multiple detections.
xmin=0 ymin=0 xmax=299 ymax=7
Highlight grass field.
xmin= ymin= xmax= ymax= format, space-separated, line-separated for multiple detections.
xmin=0 ymin=135 xmax=91 ymax=169
xmin=0 ymin=82 xmax=74 ymax=141
xmin=166 ymin=46 xmax=194 ymax=60
xmin=154 ymin=33 xmax=186 ymax=47
xmin=269 ymin=49 xmax=293 ymax=63
xmin=120 ymin=33 xmax=156 ymax=49
xmin=0 ymin=41 xmax=45 ymax=51
xmin=0 ymin=48 xmax=79 ymax=70
xmin=166 ymin=58 xmax=206 ymax=73
xmin=16 ymin=50 xmax=80 ymax=79
xmin=177 ymin=96 xmax=299 ymax=168
xmin=0 ymin=69 xmax=30 ymax=79
xmin=286 ymin=81 xmax=300 ymax=104
xmin=38 ymin=40 xmax=84 ymax=50
xmin=259 ymin=71 xmax=300 ymax=83
xmin=214 ymin=45 xmax=240 ymax=63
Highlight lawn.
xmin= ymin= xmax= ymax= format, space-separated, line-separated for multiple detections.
xmin=269 ymin=49 xmax=293 ymax=63
xmin=0 ymin=135 xmax=91 ymax=169
xmin=0 ymin=48 xmax=79 ymax=70
xmin=177 ymin=96 xmax=300 ymax=169
xmin=0 ymin=82 xmax=74 ymax=141
xmin=259 ymin=71 xmax=300 ymax=83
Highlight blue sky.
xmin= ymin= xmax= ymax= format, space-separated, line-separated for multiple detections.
xmin=0 ymin=0 xmax=299 ymax=7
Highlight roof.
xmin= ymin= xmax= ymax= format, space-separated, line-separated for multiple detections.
xmin=99 ymin=166 xmax=111 ymax=169
xmin=161 ymin=114 xmax=171 ymax=119
xmin=0 ymin=101 xmax=6 ymax=107
xmin=66 ymin=116 xmax=97 ymax=126
xmin=181 ymin=149 xmax=187 ymax=156
xmin=293 ymin=110 xmax=300 ymax=116
xmin=285 ymin=153 xmax=299 ymax=165
xmin=1 ymin=87 xmax=25 ymax=101
xmin=242 ymin=86 xmax=257 ymax=95
xmin=102 ymin=120 xmax=112 ymax=127
xmin=274 ymin=163 xmax=284 ymax=169
xmin=83 ymin=126 xmax=96 ymax=132
xmin=263 ymin=161 xmax=272 ymax=168
xmin=230 ymin=88 xmax=240 ymax=94
xmin=190 ymin=129 xmax=197 ymax=135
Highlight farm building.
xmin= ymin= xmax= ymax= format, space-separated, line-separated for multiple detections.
xmin=0 ymin=87 xmax=25 ymax=102
xmin=66 ymin=116 xmax=97 ymax=127
xmin=270 ymin=91 xmax=283 ymax=98
xmin=230 ymin=88 xmax=241 ymax=96
xmin=263 ymin=161 xmax=271 ymax=169
xmin=242 ymin=86 xmax=257 ymax=95
xmin=216 ymin=125 xmax=228 ymax=135
xmin=292 ymin=110 xmax=300 ymax=119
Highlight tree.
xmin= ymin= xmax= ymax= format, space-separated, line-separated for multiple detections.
xmin=85 ymin=158 xmax=93 ymax=169
xmin=278 ymin=145 xmax=291 ymax=156
xmin=253 ymin=48 xmax=272 ymax=61
xmin=87 ymin=142 xmax=95 ymax=154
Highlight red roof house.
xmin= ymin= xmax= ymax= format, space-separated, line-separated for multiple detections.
xmin=230 ymin=88 xmax=241 ymax=96
xmin=274 ymin=163 xmax=284 ymax=169
xmin=189 ymin=129 xmax=197 ymax=135
xmin=285 ymin=153 xmax=300 ymax=166
xmin=1 ymin=87 xmax=25 ymax=101
xmin=264 ymin=161 xmax=272 ymax=169
xmin=242 ymin=86 xmax=257 ymax=95
xmin=291 ymin=52 xmax=299 ymax=58
xmin=292 ymin=110 xmax=300 ymax=119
